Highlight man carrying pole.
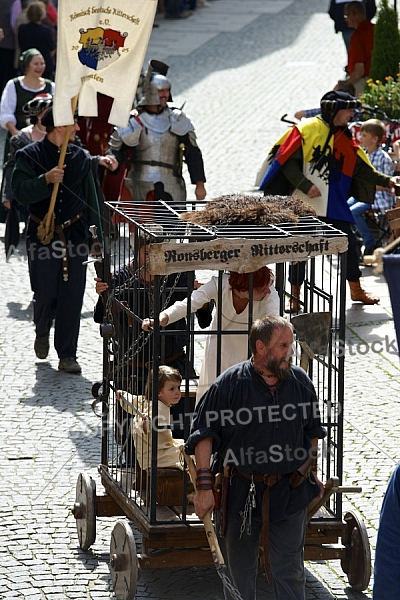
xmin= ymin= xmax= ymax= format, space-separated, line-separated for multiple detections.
xmin=10 ymin=0 xmax=159 ymax=372
xmin=11 ymin=107 xmax=114 ymax=372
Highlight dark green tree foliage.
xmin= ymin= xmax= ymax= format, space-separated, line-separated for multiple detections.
xmin=370 ymin=0 xmax=400 ymax=81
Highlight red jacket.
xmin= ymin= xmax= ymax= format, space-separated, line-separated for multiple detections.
xmin=46 ymin=2 xmax=58 ymax=25
xmin=347 ymin=20 xmax=374 ymax=76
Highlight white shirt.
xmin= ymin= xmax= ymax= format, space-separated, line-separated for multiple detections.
xmin=119 ymin=393 xmax=184 ymax=472
xmin=0 ymin=77 xmax=55 ymax=129
xmin=163 ymin=273 xmax=280 ymax=402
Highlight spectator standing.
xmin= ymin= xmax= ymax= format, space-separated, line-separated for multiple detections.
xmin=328 ymin=0 xmax=376 ymax=51
xmin=165 ymin=0 xmax=193 ymax=19
xmin=18 ymin=2 xmax=56 ymax=80
xmin=12 ymin=0 xmax=30 ymax=72
xmin=336 ymin=0 xmax=375 ymax=96
xmin=42 ymin=0 xmax=57 ymax=28
xmin=10 ymin=0 xmax=23 ymax=31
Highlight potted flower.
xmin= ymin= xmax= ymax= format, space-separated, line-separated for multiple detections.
xmin=360 ymin=74 xmax=400 ymax=120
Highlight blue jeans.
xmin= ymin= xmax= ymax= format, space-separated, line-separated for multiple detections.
xmin=348 ymin=198 xmax=375 ymax=248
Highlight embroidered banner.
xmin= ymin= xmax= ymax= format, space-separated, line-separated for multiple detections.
xmin=53 ymin=0 xmax=157 ymax=127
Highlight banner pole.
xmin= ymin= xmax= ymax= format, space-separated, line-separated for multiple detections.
xmin=41 ymin=94 xmax=79 ymax=240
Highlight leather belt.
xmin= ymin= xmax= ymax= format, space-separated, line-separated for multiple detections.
xmin=235 ymin=470 xmax=285 ymax=485
xmin=29 ymin=212 xmax=83 ymax=282
xmin=135 ymin=159 xmax=177 ymax=171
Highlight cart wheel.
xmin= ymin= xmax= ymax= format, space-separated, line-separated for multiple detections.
xmin=91 ymin=381 xmax=102 ymax=398
xmin=341 ymin=510 xmax=371 ymax=592
xmin=92 ymin=379 xmax=110 ymax=399
xmin=72 ymin=472 xmax=96 ymax=551
xmin=109 ymin=520 xmax=138 ymax=600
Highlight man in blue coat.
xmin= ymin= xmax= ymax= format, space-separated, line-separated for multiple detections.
xmin=373 ymin=462 xmax=400 ymax=599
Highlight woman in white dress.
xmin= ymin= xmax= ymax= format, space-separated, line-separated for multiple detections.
xmin=142 ymin=267 xmax=280 ymax=403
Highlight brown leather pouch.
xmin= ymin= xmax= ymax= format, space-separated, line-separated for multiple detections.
xmin=213 ymin=473 xmax=222 ymax=510
xmin=218 ymin=466 xmax=232 ymax=537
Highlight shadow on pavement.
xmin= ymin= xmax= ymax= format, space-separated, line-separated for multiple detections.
xmin=168 ymin=0 xmax=328 ymax=97
xmin=21 ymin=362 xmax=95 ymax=410
xmin=6 ymin=300 xmax=33 ymax=321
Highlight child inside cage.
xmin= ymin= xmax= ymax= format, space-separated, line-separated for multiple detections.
xmin=116 ymin=366 xmax=186 ymax=472
xmin=94 ymin=224 xmax=212 ymax=465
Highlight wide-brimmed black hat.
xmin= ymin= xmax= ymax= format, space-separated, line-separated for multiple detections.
xmin=22 ymin=93 xmax=53 ymax=117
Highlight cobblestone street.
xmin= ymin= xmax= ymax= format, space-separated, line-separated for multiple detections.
xmin=1 ymin=0 xmax=400 ymax=598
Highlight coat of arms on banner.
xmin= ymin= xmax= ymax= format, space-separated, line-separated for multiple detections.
xmin=78 ymin=27 xmax=128 ymax=70
xmin=53 ymin=0 xmax=157 ymax=127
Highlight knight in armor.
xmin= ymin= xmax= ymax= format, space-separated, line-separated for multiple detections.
xmin=107 ymin=60 xmax=206 ymax=207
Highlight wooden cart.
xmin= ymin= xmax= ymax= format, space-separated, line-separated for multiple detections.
xmin=73 ymin=200 xmax=371 ymax=598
